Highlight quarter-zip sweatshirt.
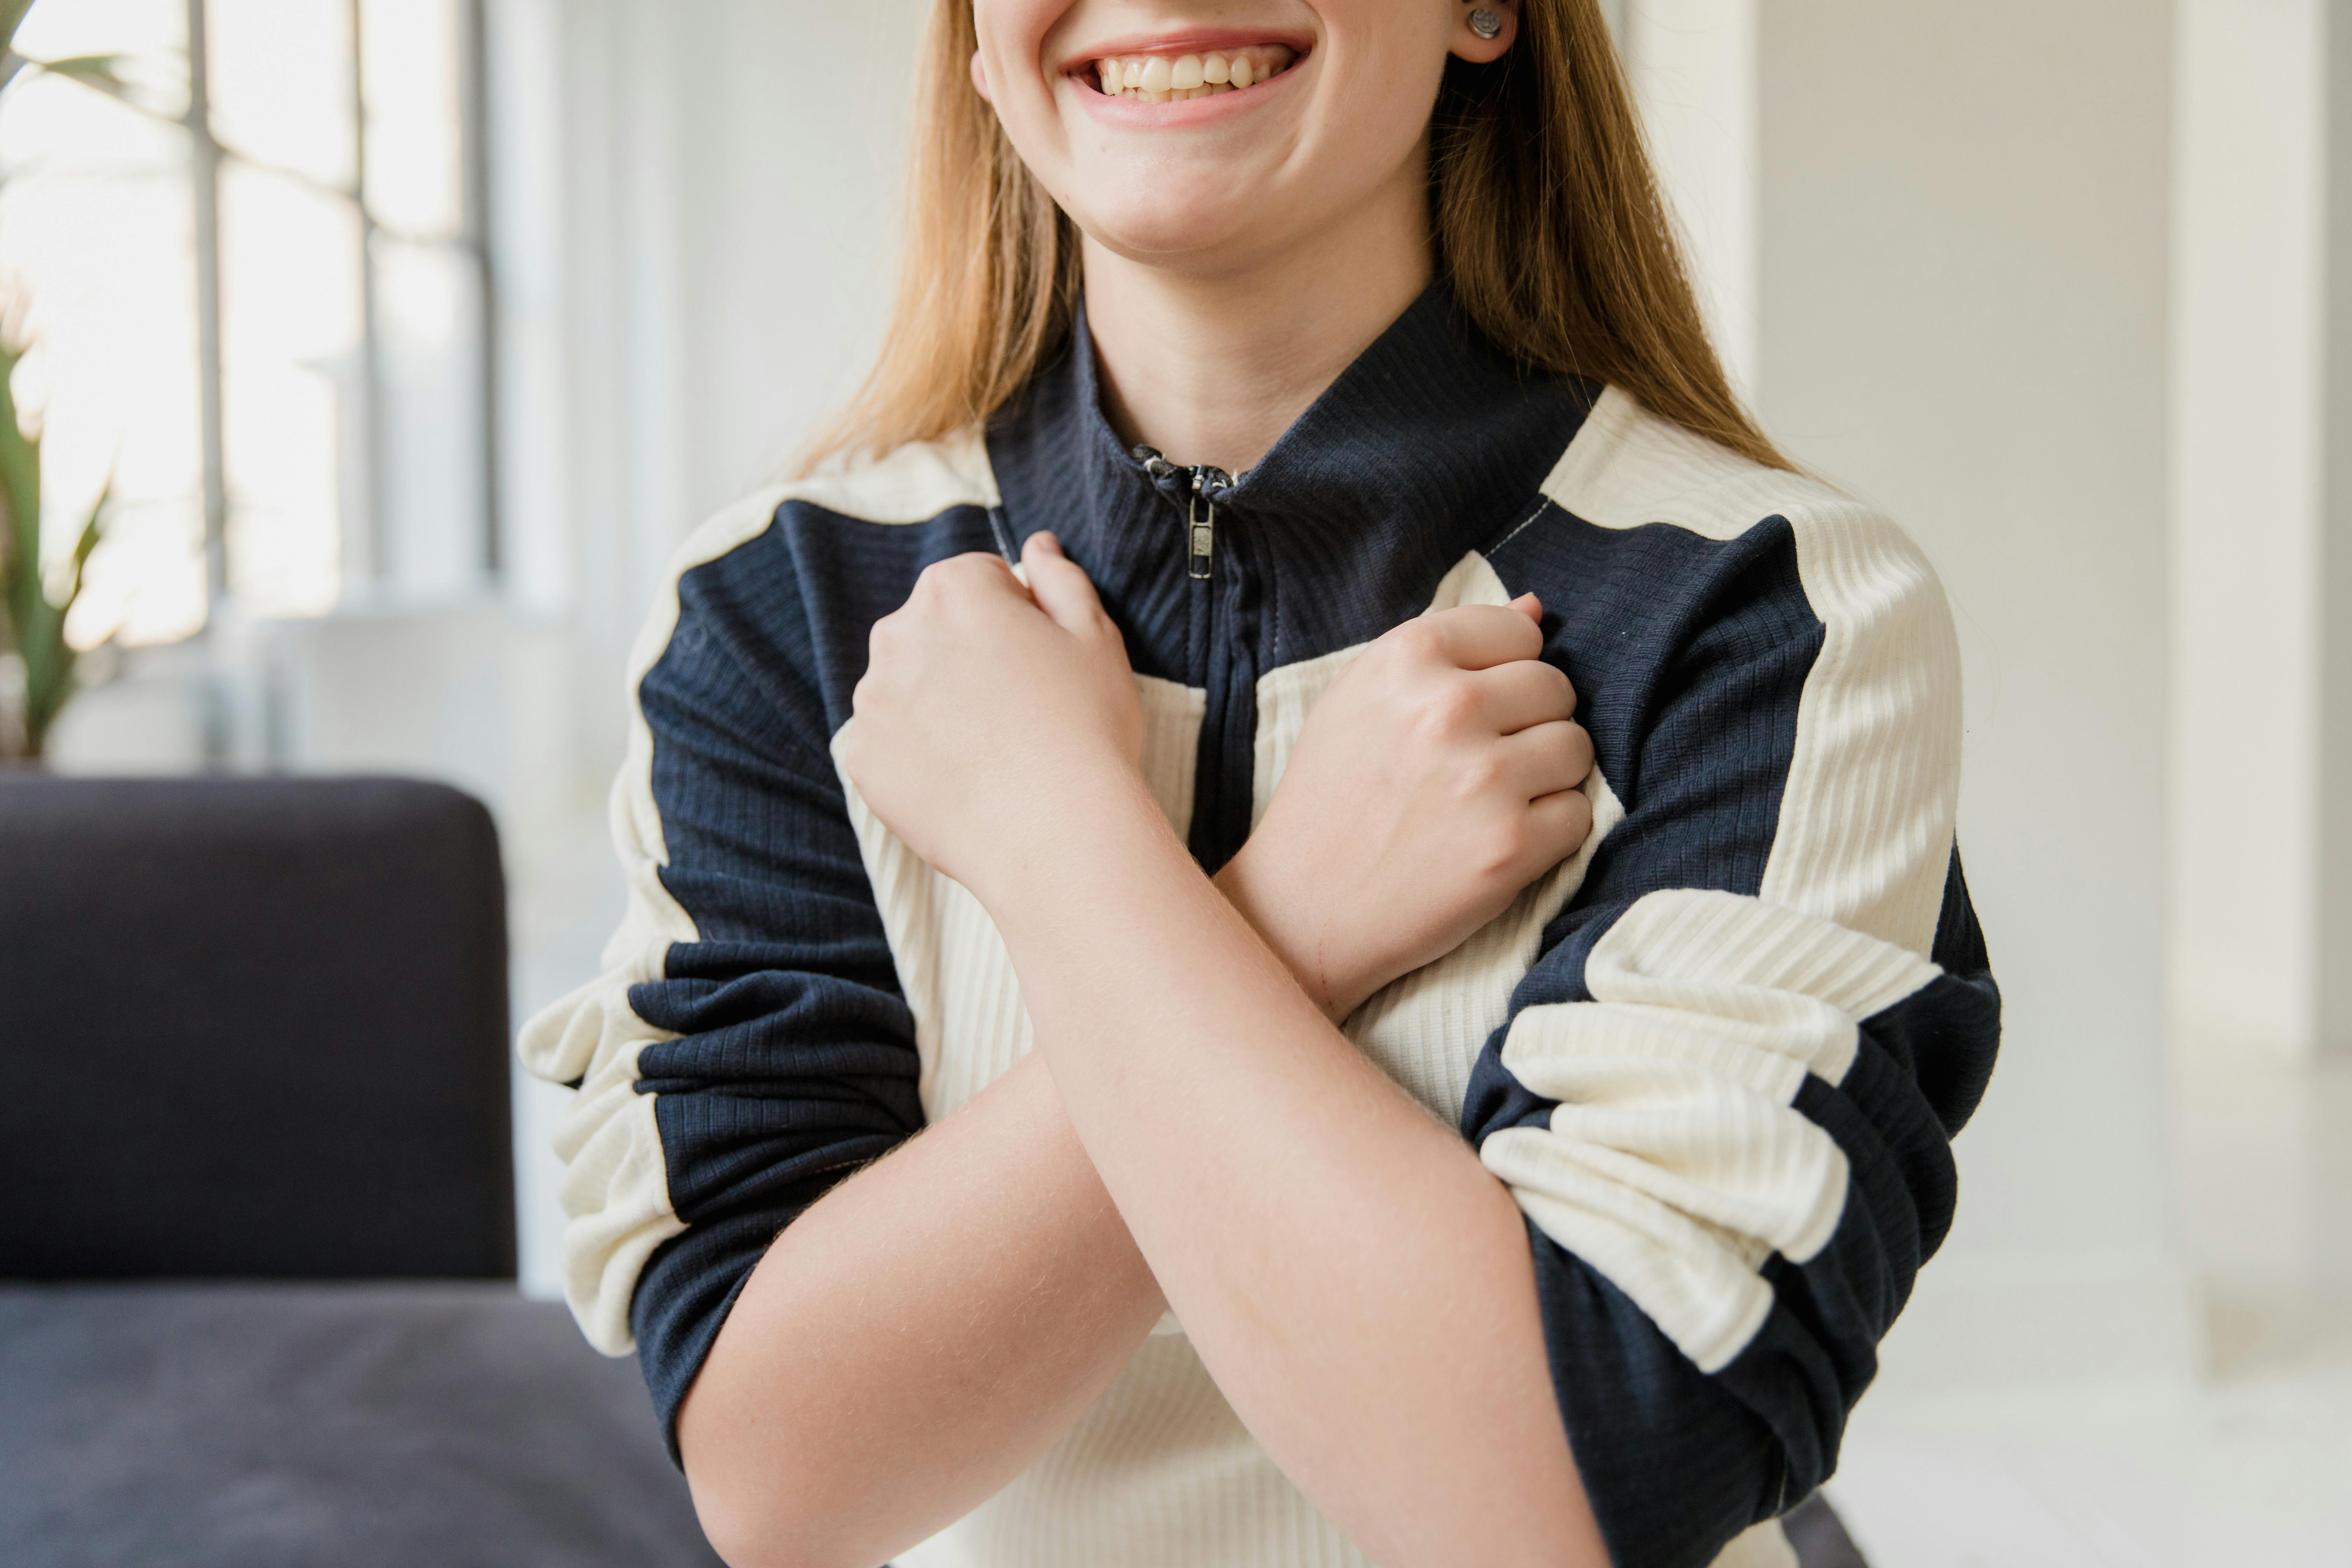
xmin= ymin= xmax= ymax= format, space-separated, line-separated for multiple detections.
xmin=520 ymin=286 xmax=2001 ymax=1568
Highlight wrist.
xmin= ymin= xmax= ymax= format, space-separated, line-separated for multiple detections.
xmin=969 ymin=762 xmax=1170 ymax=915
xmin=1214 ymin=845 xmax=1354 ymax=1024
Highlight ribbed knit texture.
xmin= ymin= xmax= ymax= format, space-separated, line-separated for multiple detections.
xmin=518 ymin=287 xmax=1998 ymax=1568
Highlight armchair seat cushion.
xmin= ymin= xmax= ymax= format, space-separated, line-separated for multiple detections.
xmin=0 ymin=1283 xmax=719 ymax=1568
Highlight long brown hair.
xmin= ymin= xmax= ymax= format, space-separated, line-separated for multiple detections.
xmin=798 ymin=0 xmax=1787 ymax=474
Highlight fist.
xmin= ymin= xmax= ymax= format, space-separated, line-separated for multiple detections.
xmin=1220 ymin=596 xmax=1594 ymax=1020
xmin=842 ymin=535 xmax=1142 ymax=891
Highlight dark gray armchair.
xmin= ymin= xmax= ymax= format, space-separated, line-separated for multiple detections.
xmin=0 ymin=776 xmax=718 ymax=1568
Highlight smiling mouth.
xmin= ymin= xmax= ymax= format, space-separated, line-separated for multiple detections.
xmin=1083 ymin=44 xmax=1301 ymax=102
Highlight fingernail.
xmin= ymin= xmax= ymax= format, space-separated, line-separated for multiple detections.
xmin=1027 ymin=531 xmax=1063 ymax=558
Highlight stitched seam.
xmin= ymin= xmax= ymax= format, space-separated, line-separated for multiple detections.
xmin=1485 ymin=497 xmax=1552 ymax=558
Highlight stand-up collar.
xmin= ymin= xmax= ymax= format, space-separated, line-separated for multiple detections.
xmin=987 ymin=282 xmax=1598 ymax=675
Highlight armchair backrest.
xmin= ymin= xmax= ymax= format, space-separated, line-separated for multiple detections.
xmin=0 ymin=776 xmax=515 ymax=1280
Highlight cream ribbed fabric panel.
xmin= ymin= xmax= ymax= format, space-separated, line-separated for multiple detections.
xmin=901 ymin=1339 xmax=1370 ymax=1568
xmin=1539 ymin=387 xmax=1961 ymax=956
xmin=1718 ymin=1518 xmax=1800 ymax=1568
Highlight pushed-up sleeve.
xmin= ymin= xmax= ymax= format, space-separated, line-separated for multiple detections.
xmin=518 ymin=493 xmax=924 ymax=1454
xmin=1460 ymin=499 xmax=2000 ymax=1568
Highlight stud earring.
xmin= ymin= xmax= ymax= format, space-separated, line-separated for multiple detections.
xmin=1468 ymin=7 xmax=1504 ymax=40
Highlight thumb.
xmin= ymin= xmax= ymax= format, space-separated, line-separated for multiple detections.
xmin=1510 ymin=592 xmax=1543 ymax=623
xmin=1022 ymin=532 xmax=1110 ymax=635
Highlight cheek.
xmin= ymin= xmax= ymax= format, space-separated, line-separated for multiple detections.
xmin=974 ymin=0 xmax=1079 ymax=135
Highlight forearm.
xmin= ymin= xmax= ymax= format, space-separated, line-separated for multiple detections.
xmin=672 ymin=848 xmax=1463 ymax=1565
xmin=677 ymin=1049 xmax=1164 ymax=1568
xmin=987 ymin=778 xmax=1607 ymax=1568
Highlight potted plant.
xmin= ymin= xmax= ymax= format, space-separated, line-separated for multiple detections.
xmin=0 ymin=1 xmax=119 ymax=762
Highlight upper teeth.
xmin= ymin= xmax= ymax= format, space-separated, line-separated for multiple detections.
xmin=1092 ymin=45 xmax=1298 ymax=101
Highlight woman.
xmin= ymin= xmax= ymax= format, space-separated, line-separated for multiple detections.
xmin=521 ymin=3 xmax=2001 ymax=1566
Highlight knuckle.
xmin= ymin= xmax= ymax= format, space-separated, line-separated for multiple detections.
xmin=1392 ymin=617 xmax=1444 ymax=660
xmin=1566 ymin=792 xmax=1595 ymax=835
xmin=1425 ymin=679 xmax=1483 ymax=732
xmin=1456 ymin=751 xmax=1507 ymax=800
xmin=1479 ymin=816 xmax=1531 ymax=877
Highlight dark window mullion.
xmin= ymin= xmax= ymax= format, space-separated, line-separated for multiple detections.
xmin=351 ymin=0 xmax=387 ymax=587
xmin=185 ymin=0 xmax=227 ymax=614
xmin=461 ymin=0 xmax=500 ymax=582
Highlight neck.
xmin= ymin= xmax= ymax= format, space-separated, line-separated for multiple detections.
xmin=1081 ymin=149 xmax=1434 ymax=475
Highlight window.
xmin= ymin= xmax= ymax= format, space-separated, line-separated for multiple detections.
xmin=1 ymin=0 xmax=494 ymax=651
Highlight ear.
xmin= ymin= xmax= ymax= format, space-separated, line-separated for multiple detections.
xmin=1449 ymin=0 xmax=1520 ymax=65
xmin=970 ymin=48 xmax=993 ymax=101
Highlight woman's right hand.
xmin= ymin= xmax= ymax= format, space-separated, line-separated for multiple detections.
xmin=1216 ymin=595 xmax=1595 ymax=1022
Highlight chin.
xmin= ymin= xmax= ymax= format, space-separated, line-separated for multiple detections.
xmin=1072 ymin=191 xmax=1257 ymax=264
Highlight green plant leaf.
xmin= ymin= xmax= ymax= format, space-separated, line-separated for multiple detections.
xmin=40 ymin=53 xmax=127 ymax=92
xmin=21 ymin=479 xmax=108 ymax=757
xmin=0 ymin=333 xmax=41 ymax=669
xmin=0 ymin=2 xmax=36 ymax=58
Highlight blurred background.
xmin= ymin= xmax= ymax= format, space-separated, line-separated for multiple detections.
xmin=4 ymin=1 xmax=2348 ymax=1564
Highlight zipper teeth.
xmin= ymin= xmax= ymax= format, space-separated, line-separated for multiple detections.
xmin=1187 ymin=476 xmax=1214 ymax=582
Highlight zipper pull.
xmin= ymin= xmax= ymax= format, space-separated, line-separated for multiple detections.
xmin=1187 ymin=465 xmax=1228 ymax=582
xmin=1187 ymin=485 xmax=1215 ymax=581
xmin=1131 ymin=446 xmax=1222 ymax=582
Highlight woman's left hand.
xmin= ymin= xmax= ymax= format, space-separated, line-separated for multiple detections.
xmin=841 ymin=532 xmax=1143 ymax=892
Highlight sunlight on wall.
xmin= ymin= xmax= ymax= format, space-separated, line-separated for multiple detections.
xmin=1 ymin=0 xmax=482 ymax=647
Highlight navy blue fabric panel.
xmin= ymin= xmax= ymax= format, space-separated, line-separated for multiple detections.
xmin=1209 ymin=296 xmax=1598 ymax=667
xmin=1489 ymin=508 xmax=1821 ymax=886
xmin=987 ymin=337 xmax=1200 ymax=686
xmin=1191 ymin=513 xmax=1268 ymax=871
xmin=631 ymin=1216 xmax=787 ymax=1464
xmin=1461 ymin=512 xmax=1822 ymax=1049
xmin=624 ymin=517 xmax=929 ymax=1456
xmin=1526 ymin=1221 xmax=1784 ymax=1568
xmin=766 ymin=498 xmax=1002 ymax=732
xmin=1458 ymin=507 xmax=1829 ymax=1210
xmin=1920 ymin=848 xmax=2000 ymax=1136
xmin=987 ymin=290 xmax=1598 ymax=680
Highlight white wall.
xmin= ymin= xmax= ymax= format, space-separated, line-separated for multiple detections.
xmin=486 ymin=0 xmax=931 ymax=1295
xmin=2171 ymin=0 xmax=2329 ymax=1065
xmin=1754 ymin=0 xmax=2193 ymax=1386
xmin=1623 ymin=0 xmax=1759 ymax=398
